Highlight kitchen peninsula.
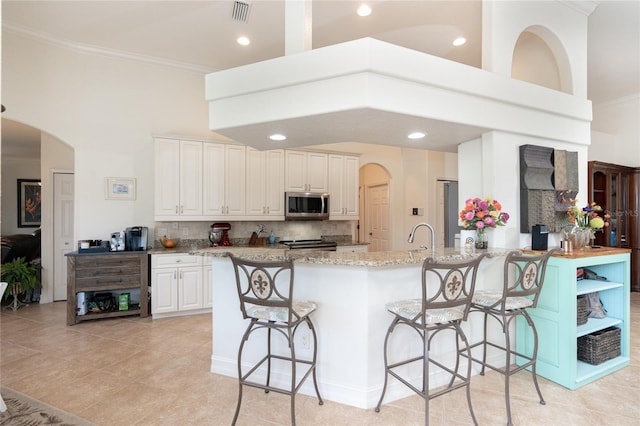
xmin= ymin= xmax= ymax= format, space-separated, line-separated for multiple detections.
xmin=195 ymin=246 xmax=511 ymax=409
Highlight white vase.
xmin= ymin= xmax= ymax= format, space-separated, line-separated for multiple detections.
xmin=460 ymin=229 xmax=476 ymax=250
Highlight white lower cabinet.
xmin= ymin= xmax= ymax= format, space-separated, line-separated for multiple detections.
xmin=151 ymin=254 xmax=209 ymax=318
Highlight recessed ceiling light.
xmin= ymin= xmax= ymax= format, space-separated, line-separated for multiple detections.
xmin=357 ymin=4 xmax=372 ymax=17
xmin=269 ymin=133 xmax=287 ymax=141
xmin=408 ymin=132 xmax=426 ymax=140
xmin=237 ymin=36 xmax=250 ymax=46
xmin=453 ymin=37 xmax=467 ymax=47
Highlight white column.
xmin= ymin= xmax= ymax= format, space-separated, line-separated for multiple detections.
xmin=284 ymin=0 xmax=312 ymax=55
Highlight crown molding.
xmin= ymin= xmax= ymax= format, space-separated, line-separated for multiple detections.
xmin=3 ymin=23 xmax=213 ymax=75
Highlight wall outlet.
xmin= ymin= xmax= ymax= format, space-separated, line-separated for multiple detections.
xmin=182 ymin=227 xmax=189 ymax=237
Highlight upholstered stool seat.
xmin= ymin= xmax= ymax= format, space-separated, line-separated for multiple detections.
xmin=246 ymin=300 xmax=317 ymax=322
xmin=472 ymin=290 xmax=534 ymax=310
xmin=386 ymin=299 xmax=466 ymax=324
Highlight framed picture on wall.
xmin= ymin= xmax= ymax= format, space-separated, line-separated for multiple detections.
xmin=18 ymin=179 xmax=42 ymax=228
xmin=105 ymin=177 xmax=136 ymax=200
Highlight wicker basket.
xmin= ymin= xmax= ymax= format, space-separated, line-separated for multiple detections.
xmin=577 ymin=295 xmax=588 ymax=325
xmin=577 ymin=326 xmax=621 ymax=365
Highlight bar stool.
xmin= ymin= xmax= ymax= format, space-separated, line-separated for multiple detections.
xmin=375 ymin=255 xmax=485 ymax=425
xmin=463 ymin=249 xmax=555 ymax=426
xmin=228 ymin=254 xmax=323 ymax=426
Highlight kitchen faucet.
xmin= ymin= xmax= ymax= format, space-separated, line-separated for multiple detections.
xmin=408 ymin=222 xmax=436 ymax=251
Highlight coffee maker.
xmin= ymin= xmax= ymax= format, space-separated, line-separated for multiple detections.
xmin=125 ymin=226 xmax=149 ymax=251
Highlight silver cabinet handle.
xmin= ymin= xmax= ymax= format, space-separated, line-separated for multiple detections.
xmin=175 ymin=206 xmax=178 ymax=214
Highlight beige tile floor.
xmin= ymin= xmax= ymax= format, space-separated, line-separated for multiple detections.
xmin=1 ymin=294 xmax=638 ymax=425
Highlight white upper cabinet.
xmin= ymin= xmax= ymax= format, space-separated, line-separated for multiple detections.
xmin=203 ymin=142 xmax=246 ymax=218
xmin=155 ymin=138 xmax=203 ymax=218
xmin=155 ymin=137 xmax=358 ymax=222
xmin=246 ymin=148 xmax=285 ymax=218
xmin=328 ymin=154 xmax=359 ymax=219
xmin=285 ymin=150 xmax=328 ymax=193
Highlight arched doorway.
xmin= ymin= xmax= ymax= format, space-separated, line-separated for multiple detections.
xmin=1 ymin=118 xmax=75 ymax=303
xmin=359 ymin=163 xmax=391 ymax=252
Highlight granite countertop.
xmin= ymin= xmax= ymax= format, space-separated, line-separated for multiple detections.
xmin=191 ymin=246 xmax=513 ymax=267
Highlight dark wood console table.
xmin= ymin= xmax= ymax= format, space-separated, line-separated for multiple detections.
xmin=66 ymin=251 xmax=149 ymax=325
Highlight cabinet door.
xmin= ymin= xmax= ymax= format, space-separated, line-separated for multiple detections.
xmin=246 ymin=147 xmax=266 ymax=216
xmin=155 ymin=139 xmax=180 ymax=216
xmin=285 ymin=150 xmax=308 ymax=192
xmin=178 ymin=266 xmax=203 ymax=311
xmin=343 ymin=155 xmax=359 ymax=216
xmin=203 ymin=143 xmax=226 ymax=216
xmin=307 ymin=152 xmax=328 ymax=192
xmin=152 ymin=268 xmax=178 ymax=314
xmin=179 ymin=141 xmax=203 ymax=216
xmin=264 ymin=150 xmax=285 ymax=216
xmin=328 ymin=154 xmax=359 ymax=219
xmin=225 ymin=144 xmax=246 ymax=216
xmin=328 ymin=155 xmax=345 ymax=216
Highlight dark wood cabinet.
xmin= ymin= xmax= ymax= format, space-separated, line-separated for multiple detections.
xmin=589 ymin=161 xmax=640 ymax=291
xmin=629 ymin=171 xmax=640 ymax=292
xmin=66 ymin=251 xmax=149 ymax=325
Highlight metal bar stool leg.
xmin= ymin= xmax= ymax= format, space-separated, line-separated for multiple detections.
xmin=307 ymin=317 xmax=324 ymax=405
xmin=504 ymin=316 xmax=513 ymax=426
xmin=232 ymin=322 xmax=254 ymax=426
xmin=290 ymin=331 xmax=297 ymax=426
xmin=374 ymin=317 xmax=398 ymax=412
xmin=524 ymin=311 xmax=545 ymax=405
xmin=423 ymin=330 xmax=429 ymax=425
xmin=456 ymin=323 xmax=478 ymax=425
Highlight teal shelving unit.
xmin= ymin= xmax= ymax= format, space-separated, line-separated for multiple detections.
xmin=516 ymin=249 xmax=630 ymax=390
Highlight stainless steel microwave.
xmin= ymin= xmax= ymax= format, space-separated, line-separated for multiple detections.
xmin=285 ymin=192 xmax=330 ymax=220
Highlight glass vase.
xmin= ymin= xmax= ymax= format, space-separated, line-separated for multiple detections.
xmin=568 ymin=227 xmax=593 ymax=250
xmin=475 ymin=228 xmax=488 ymax=249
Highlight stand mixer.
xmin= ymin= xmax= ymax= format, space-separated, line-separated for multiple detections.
xmin=210 ymin=223 xmax=232 ymax=246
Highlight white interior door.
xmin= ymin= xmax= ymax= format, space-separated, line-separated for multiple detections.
xmin=366 ymin=183 xmax=390 ymax=252
xmin=53 ymin=173 xmax=74 ymax=301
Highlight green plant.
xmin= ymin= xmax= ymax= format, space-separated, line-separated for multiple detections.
xmin=1 ymin=257 xmax=41 ymax=300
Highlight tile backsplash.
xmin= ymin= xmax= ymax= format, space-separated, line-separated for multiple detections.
xmin=154 ymin=220 xmax=358 ymax=244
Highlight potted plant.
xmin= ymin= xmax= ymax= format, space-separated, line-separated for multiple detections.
xmin=1 ymin=256 xmax=41 ymax=311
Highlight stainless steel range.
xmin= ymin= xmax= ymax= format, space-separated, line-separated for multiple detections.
xmin=280 ymin=239 xmax=337 ymax=251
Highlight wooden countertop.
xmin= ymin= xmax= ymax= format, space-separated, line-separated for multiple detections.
xmin=523 ymin=246 xmax=631 ymax=259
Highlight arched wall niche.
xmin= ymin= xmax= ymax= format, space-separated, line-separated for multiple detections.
xmin=512 ymin=25 xmax=574 ymax=95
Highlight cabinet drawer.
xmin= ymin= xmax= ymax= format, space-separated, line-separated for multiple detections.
xmin=75 ymin=265 xmax=141 ymax=279
xmin=74 ymin=255 xmax=141 ymax=269
xmin=75 ymin=274 xmax=142 ymax=290
xmin=152 ymin=254 xmax=202 ymax=268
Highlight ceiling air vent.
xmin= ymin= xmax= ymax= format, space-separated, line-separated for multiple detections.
xmin=231 ymin=1 xmax=251 ymax=22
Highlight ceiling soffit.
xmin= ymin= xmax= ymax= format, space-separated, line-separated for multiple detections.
xmin=206 ymin=38 xmax=592 ymax=151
